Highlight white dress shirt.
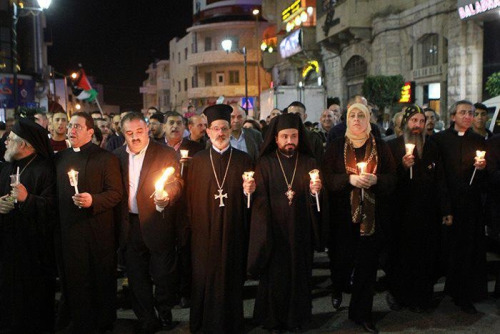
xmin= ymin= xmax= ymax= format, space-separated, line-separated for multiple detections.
xmin=127 ymin=142 xmax=149 ymax=213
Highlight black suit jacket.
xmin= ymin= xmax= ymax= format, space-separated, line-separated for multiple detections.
xmin=114 ymin=140 xmax=183 ymax=251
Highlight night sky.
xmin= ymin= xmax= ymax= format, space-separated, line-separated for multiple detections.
xmin=46 ymin=0 xmax=193 ymax=110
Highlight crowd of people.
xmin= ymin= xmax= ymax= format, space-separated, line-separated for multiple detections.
xmin=0 ymin=95 xmax=499 ymax=334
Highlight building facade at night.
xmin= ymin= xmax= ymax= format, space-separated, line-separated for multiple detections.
xmin=140 ymin=60 xmax=171 ymax=113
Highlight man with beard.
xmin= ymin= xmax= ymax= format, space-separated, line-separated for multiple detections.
xmin=424 ymin=108 xmax=438 ymax=136
xmin=386 ymin=105 xmax=451 ymax=312
xmin=55 ymin=112 xmax=123 ymax=333
xmin=472 ymin=103 xmax=493 ymax=139
xmin=187 ymin=104 xmax=255 ymax=333
xmin=0 ymin=119 xmax=56 ymax=333
xmin=188 ymin=114 xmax=208 ymax=147
xmin=287 ymin=101 xmax=324 ymax=162
xmin=247 ymin=113 xmax=322 ymax=332
xmin=50 ymin=111 xmax=70 ymax=152
xmin=432 ymin=100 xmax=487 ymax=314
xmin=149 ymin=113 xmax=165 ymax=143
xmin=114 ymin=112 xmax=183 ymax=333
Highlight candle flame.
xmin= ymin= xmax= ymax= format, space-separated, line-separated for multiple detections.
xmin=357 ymin=162 xmax=367 ymax=174
xmin=243 ymin=171 xmax=255 ymax=180
xmin=155 ymin=167 xmax=175 ymax=193
xmin=67 ymin=169 xmax=78 ymax=186
xmin=476 ymin=150 xmax=486 ymax=159
xmin=405 ymin=143 xmax=415 ymax=155
xmin=309 ymin=169 xmax=320 ymax=181
xmin=180 ymin=150 xmax=189 ymax=159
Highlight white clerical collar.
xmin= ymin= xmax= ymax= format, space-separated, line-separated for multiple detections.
xmin=73 ymin=147 xmax=80 ymax=152
xmin=458 ymin=131 xmax=465 ymax=136
xmin=126 ymin=140 xmax=150 ymax=156
xmin=212 ymin=144 xmax=230 ymax=155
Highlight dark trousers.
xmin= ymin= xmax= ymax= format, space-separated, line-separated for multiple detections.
xmin=126 ymin=214 xmax=177 ymax=325
xmin=60 ymin=224 xmax=116 ymax=334
xmin=348 ymin=235 xmax=380 ymax=323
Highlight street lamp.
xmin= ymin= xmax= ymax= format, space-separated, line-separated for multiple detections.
xmin=11 ymin=0 xmax=52 ymax=110
xmin=253 ymin=8 xmax=261 ymax=118
xmin=221 ymin=39 xmax=249 ymax=115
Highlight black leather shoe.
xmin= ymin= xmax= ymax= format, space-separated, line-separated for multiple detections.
xmin=331 ymin=291 xmax=342 ymax=309
xmin=359 ymin=322 xmax=379 ymax=334
xmin=386 ymin=292 xmax=402 ymax=311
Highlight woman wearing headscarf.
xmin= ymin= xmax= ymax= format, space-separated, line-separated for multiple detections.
xmin=322 ymin=103 xmax=396 ymax=333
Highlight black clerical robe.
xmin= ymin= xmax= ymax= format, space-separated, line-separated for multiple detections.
xmin=187 ymin=146 xmax=252 ymax=334
xmin=432 ymin=128 xmax=488 ymax=304
xmin=55 ymin=142 xmax=123 ymax=333
xmin=0 ymin=154 xmax=56 ymax=333
xmin=387 ymin=136 xmax=450 ymax=308
xmin=247 ymin=151 xmax=320 ymax=330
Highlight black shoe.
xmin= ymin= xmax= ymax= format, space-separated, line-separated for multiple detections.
xmin=460 ymin=302 xmax=478 ymax=314
xmin=159 ymin=310 xmax=176 ymax=330
xmin=386 ymin=292 xmax=402 ymax=311
xmin=358 ymin=322 xmax=379 ymax=334
xmin=331 ymin=291 xmax=342 ymax=309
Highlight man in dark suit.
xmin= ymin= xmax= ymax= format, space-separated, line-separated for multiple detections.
xmin=114 ymin=112 xmax=183 ymax=334
xmin=229 ymin=104 xmax=263 ymax=162
xmin=163 ymin=111 xmax=204 ymax=158
xmin=55 ymin=112 xmax=123 ymax=334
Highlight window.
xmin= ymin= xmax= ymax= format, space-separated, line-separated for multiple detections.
xmin=205 ymin=37 xmax=212 ymax=51
xmin=192 ymin=76 xmax=197 ymax=88
xmin=185 ymin=47 xmax=188 ymax=60
xmin=344 ymin=56 xmax=367 ymax=99
xmin=178 ymin=52 xmax=181 ymax=64
xmin=420 ymin=34 xmax=438 ymax=68
xmin=178 ymin=81 xmax=181 ymax=92
xmin=216 ymin=72 xmax=225 ymax=85
xmin=205 ymin=72 xmax=212 ymax=86
xmin=184 ymin=78 xmax=188 ymax=91
xmin=229 ymin=70 xmax=239 ymax=84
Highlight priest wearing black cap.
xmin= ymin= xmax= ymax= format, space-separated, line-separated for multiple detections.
xmin=187 ymin=104 xmax=255 ymax=334
xmin=54 ymin=112 xmax=123 ymax=333
xmin=247 ymin=113 xmax=322 ymax=332
xmin=0 ymin=118 xmax=56 ymax=333
xmin=385 ymin=105 xmax=451 ymax=312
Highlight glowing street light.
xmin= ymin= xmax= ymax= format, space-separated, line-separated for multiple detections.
xmin=221 ymin=39 xmax=249 ymax=115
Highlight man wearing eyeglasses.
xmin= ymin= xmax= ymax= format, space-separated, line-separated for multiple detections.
xmin=187 ymin=104 xmax=255 ymax=334
xmin=431 ymin=100 xmax=487 ymax=314
xmin=54 ymin=112 xmax=123 ymax=334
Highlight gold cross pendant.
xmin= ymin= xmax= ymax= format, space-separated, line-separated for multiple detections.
xmin=285 ymin=187 xmax=295 ymax=206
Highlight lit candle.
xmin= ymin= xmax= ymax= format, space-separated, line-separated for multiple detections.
xmin=309 ymin=169 xmax=321 ymax=212
xmin=153 ymin=167 xmax=175 ymax=212
xmin=243 ymin=171 xmax=255 ymax=208
xmin=13 ymin=166 xmax=20 ymax=203
xmin=67 ymin=169 xmax=79 ymax=194
xmin=357 ymin=162 xmax=367 ymax=201
xmin=469 ymin=150 xmax=486 ymax=186
xmin=180 ymin=150 xmax=189 ymax=176
xmin=405 ymin=143 xmax=415 ymax=179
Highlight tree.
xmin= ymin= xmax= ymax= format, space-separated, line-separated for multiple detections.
xmin=486 ymin=72 xmax=500 ymax=97
xmin=362 ymin=75 xmax=405 ymax=112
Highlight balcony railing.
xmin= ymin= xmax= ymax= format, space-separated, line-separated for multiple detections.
xmin=187 ymin=49 xmax=259 ymax=66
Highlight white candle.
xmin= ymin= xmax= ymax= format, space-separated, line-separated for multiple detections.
xmin=405 ymin=143 xmax=416 ymax=179
xmin=67 ymin=169 xmax=79 ymax=194
xmin=469 ymin=150 xmax=486 ymax=186
xmin=357 ymin=162 xmax=367 ymax=201
xmin=309 ymin=169 xmax=321 ymax=212
xmin=153 ymin=167 xmax=175 ymax=212
xmin=14 ymin=166 xmax=20 ymax=203
xmin=243 ymin=171 xmax=255 ymax=208
xmin=180 ymin=150 xmax=189 ymax=176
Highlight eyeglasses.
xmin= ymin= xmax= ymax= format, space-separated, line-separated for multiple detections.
xmin=67 ymin=123 xmax=85 ymax=131
xmin=210 ymin=126 xmax=229 ymax=132
xmin=456 ymin=110 xmax=474 ymax=116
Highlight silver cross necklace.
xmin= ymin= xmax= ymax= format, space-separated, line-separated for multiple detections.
xmin=210 ymin=147 xmax=233 ymax=207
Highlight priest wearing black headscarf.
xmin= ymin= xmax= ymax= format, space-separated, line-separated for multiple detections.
xmin=386 ymin=105 xmax=451 ymax=312
xmin=247 ymin=113 xmax=322 ymax=332
xmin=187 ymin=104 xmax=255 ymax=334
xmin=0 ymin=118 xmax=56 ymax=333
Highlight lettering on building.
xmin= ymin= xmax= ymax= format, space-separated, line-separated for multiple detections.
xmin=457 ymin=0 xmax=500 ymax=19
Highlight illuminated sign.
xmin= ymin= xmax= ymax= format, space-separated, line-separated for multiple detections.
xmin=280 ymin=29 xmax=302 ymax=59
xmin=302 ymin=61 xmax=320 ymax=78
xmin=282 ymin=0 xmax=302 ymax=22
xmin=399 ymin=81 xmax=415 ymax=104
xmin=457 ymin=0 xmax=500 ymax=19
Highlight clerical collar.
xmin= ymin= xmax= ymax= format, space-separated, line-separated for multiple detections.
xmin=72 ymin=141 xmax=92 ymax=152
xmin=212 ymin=144 xmax=230 ymax=155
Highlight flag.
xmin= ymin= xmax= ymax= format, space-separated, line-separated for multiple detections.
xmin=71 ymin=69 xmax=98 ymax=102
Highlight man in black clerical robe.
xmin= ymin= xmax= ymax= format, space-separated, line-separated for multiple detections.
xmin=486 ymin=134 xmax=500 ymax=296
xmin=55 ymin=112 xmax=123 ymax=333
xmin=0 ymin=119 xmax=56 ymax=333
xmin=247 ymin=113 xmax=322 ymax=332
xmin=187 ymin=104 xmax=255 ymax=334
xmin=432 ymin=100 xmax=487 ymax=314
xmin=386 ymin=105 xmax=451 ymax=311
